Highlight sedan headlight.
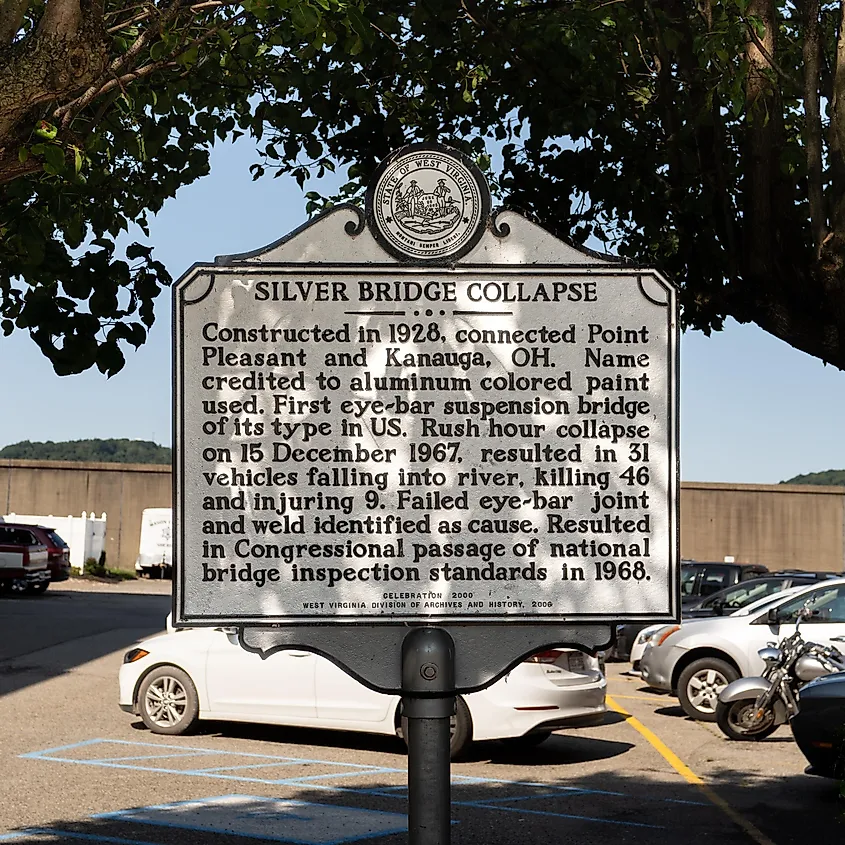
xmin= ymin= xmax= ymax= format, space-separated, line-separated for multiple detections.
xmin=123 ymin=648 xmax=150 ymax=664
xmin=654 ymin=625 xmax=681 ymax=647
xmin=635 ymin=625 xmax=666 ymax=646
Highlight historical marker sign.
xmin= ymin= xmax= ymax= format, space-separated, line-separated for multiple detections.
xmin=173 ymin=144 xmax=678 ymax=627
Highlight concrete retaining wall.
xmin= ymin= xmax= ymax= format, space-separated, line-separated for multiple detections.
xmin=680 ymin=481 xmax=845 ymax=571
xmin=2 ymin=460 xmax=843 ymax=573
xmin=0 ymin=460 xmax=171 ymax=572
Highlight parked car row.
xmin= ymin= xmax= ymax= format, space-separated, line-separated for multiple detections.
xmin=614 ymin=560 xmax=835 ymax=661
xmin=634 ymin=575 xmax=845 ymax=780
xmin=0 ymin=521 xmax=70 ymax=594
xmin=114 ymin=562 xmax=845 ymax=771
xmin=119 ymin=618 xmax=608 ymax=759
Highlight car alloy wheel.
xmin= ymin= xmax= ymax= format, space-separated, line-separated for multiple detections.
xmin=137 ymin=665 xmax=199 ymax=735
xmin=144 ymin=676 xmax=188 ymax=727
xmin=677 ymin=657 xmax=739 ymax=722
xmin=687 ymin=668 xmax=730 ymax=713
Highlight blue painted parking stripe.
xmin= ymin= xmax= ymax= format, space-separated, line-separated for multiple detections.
xmin=21 ymin=738 xmax=708 ymax=812
xmin=455 ymin=801 xmax=665 ymax=829
xmin=468 ymin=792 xmax=594 ymax=805
xmin=24 ymin=739 xmax=389 ymax=767
xmin=451 ymin=774 xmax=626 ymax=797
xmin=96 ymin=795 xmax=410 ymax=845
xmin=96 ymin=752 xmax=217 ymax=763
xmin=193 ymin=762 xmax=309 ymax=773
xmin=281 ymin=769 xmax=401 ymax=783
xmin=19 ymin=739 xmax=106 ymax=759
xmin=0 ymin=829 xmax=164 ymax=845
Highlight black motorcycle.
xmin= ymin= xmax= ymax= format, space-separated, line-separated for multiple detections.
xmin=716 ymin=612 xmax=845 ymax=741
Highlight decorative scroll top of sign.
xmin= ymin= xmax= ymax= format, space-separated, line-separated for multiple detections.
xmin=366 ymin=144 xmax=491 ymax=262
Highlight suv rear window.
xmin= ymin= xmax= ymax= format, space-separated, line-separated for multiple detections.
xmin=0 ymin=526 xmax=36 ymax=544
xmin=44 ymin=529 xmax=68 ymax=548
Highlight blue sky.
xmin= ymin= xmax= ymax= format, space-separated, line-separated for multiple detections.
xmin=2 ymin=139 xmax=843 ymax=484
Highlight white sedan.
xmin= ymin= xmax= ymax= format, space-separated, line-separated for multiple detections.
xmin=119 ymin=624 xmax=606 ymax=758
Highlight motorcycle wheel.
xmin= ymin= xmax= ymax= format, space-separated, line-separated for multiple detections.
xmin=716 ymin=698 xmax=779 ymax=741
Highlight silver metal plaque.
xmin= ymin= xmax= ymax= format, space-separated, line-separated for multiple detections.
xmin=173 ymin=153 xmax=679 ymax=628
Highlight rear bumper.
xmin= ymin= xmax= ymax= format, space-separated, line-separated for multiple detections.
xmin=528 ymin=706 xmax=607 ymax=733
xmin=50 ymin=562 xmax=71 ymax=582
xmin=1 ymin=568 xmax=50 ymax=585
xmin=470 ymin=673 xmax=608 ymax=741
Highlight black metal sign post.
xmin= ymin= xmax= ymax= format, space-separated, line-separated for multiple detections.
xmin=173 ymin=142 xmax=680 ymax=844
xmin=402 ymin=628 xmax=456 ymax=845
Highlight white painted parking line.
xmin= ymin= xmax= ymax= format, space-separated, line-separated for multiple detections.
xmin=96 ymin=795 xmax=408 ymax=845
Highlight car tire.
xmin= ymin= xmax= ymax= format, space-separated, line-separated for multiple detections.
xmin=26 ymin=581 xmax=49 ymax=595
xmin=677 ymin=658 xmax=739 ymax=722
xmin=716 ymin=699 xmax=779 ymax=741
xmin=137 ymin=665 xmax=199 ymax=735
xmin=7 ymin=578 xmax=29 ymax=595
xmin=400 ymin=697 xmax=473 ymax=761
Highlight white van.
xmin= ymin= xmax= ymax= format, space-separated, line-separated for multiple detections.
xmin=135 ymin=507 xmax=172 ymax=578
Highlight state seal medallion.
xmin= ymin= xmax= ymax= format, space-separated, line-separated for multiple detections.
xmin=366 ymin=143 xmax=491 ymax=262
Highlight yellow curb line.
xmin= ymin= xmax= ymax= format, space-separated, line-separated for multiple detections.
xmin=606 ymin=695 xmax=777 ymax=845
xmin=609 ymin=694 xmax=670 ymax=702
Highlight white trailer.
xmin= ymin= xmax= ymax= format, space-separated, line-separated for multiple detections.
xmin=135 ymin=508 xmax=172 ymax=578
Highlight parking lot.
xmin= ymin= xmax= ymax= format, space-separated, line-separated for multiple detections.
xmin=0 ymin=581 xmax=842 ymax=845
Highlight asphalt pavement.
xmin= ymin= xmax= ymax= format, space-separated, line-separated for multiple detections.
xmin=0 ymin=579 xmax=842 ymax=845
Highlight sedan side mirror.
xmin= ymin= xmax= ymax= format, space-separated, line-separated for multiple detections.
xmin=712 ymin=599 xmax=724 ymax=616
xmin=767 ymin=608 xmax=780 ymax=625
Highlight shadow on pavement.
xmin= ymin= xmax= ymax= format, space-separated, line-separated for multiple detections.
xmin=654 ymin=705 xmax=689 ymax=718
xmin=0 ymin=590 xmax=170 ymax=699
xmin=131 ymin=718 xmax=634 ymax=767
xmin=1 ymin=765 xmax=841 ymax=845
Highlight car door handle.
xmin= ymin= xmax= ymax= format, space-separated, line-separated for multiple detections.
xmin=830 ymin=636 xmax=845 ymax=642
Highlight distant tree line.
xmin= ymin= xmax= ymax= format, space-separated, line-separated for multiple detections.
xmin=0 ymin=439 xmax=171 ymax=464
xmin=782 ymin=470 xmax=845 ymax=486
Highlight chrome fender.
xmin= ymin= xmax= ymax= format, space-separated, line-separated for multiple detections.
xmin=718 ymin=676 xmax=787 ymax=724
xmin=718 ymin=676 xmax=772 ymax=704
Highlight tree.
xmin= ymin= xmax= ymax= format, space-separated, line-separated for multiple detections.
xmin=0 ymin=437 xmax=171 ymax=462
xmin=255 ymin=0 xmax=845 ymax=371
xmin=0 ymin=0 xmax=369 ymax=374
xmin=4 ymin=1 xmax=845 ymax=373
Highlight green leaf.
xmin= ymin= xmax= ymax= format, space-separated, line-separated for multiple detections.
xmin=42 ymin=144 xmax=65 ymax=171
xmin=149 ymin=40 xmax=168 ymax=62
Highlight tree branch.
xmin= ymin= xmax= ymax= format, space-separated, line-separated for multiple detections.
xmin=37 ymin=0 xmax=83 ymax=38
xmin=828 ymin=0 xmax=845 ymax=231
xmin=802 ymin=0 xmax=826 ymax=255
xmin=106 ymin=0 xmax=239 ymax=34
xmin=55 ymin=14 xmax=232 ymax=127
xmin=743 ymin=0 xmax=781 ymax=279
xmin=0 ymin=0 xmax=32 ymax=45
xmin=53 ymin=0 xmax=187 ymax=127
xmin=741 ymin=14 xmax=797 ymax=86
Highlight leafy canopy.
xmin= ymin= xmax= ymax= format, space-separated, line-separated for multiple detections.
xmin=3 ymin=0 xmax=845 ymax=371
